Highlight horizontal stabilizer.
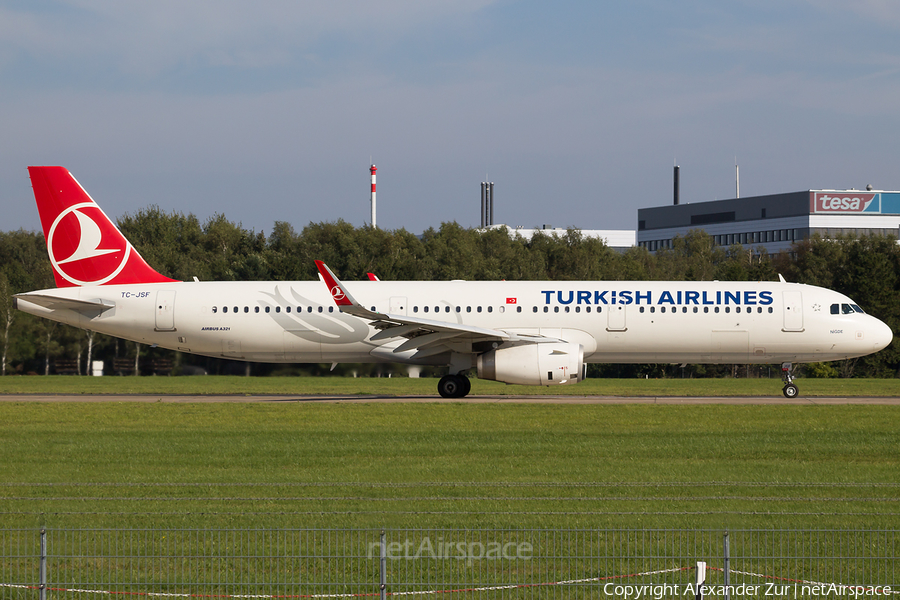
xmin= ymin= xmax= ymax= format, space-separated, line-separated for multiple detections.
xmin=14 ymin=293 xmax=115 ymax=313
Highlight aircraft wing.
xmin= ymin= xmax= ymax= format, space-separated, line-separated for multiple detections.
xmin=314 ymin=261 xmax=559 ymax=356
xmin=14 ymin=293 xmax=115 ymax=313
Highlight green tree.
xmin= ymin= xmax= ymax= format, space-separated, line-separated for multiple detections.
xmin=419 ymin=223 xmax=482 ymax=281
xmin=118 ymin=207 xmax=208 ymax=280
xmin=655 ymin=230 xmax=724 ymax=281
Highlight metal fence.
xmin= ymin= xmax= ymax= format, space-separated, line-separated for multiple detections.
xmin=1 ymin=528 xmax=897 ymax=599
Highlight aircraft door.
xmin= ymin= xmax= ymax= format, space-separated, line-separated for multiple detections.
xmin=607 ymin=304 xmax=626 ymax=331
xmin=155 ymin=290 xmax=176 ymax=331
xmin=782 ymin=291 xmax=803 ymax=331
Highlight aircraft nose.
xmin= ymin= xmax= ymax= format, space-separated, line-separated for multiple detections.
xmin=872 ymin=318 xmax=894 ymax=353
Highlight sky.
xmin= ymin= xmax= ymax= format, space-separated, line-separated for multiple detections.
xmin=2 ymin=0 xmax=900 ymax=236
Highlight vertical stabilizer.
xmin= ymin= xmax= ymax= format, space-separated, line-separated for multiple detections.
xmin=28 ymin=166 xmax=178 ymax=287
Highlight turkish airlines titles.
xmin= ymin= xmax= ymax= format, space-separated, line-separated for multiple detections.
xmin=541 ymin=289 xmax=774 ymax=306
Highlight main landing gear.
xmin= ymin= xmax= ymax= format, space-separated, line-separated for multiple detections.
xmin=438 ymin=373 xmax=471 ymax=399
xmin=781 ymin=362 xmax=799 ymax=398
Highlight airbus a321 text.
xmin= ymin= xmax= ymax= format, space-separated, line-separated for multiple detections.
xmin=14 ymin=167 xmax=894 ymax=398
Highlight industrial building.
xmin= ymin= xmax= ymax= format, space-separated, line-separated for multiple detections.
xmin=468 ymin=169 xmax=899 ymax=255
xmin=637 ymin=188 xmax=900 ymax=254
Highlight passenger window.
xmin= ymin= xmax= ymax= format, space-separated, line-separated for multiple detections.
xmin=543 ymin=307 xmax=549 ymax=313
xmin=445 ymin=306 xmax=450 ymax=313
xmin=768 ymin=307 xmax=773 ymax=313
xmin=517 ymin=306 xmax=522 ymax=313
xmin=328 ymin=307 xmax=333 ymax=313
xmin=275 ymin=306 xmax=281 ymax=313
xmin=661 ymin=307 xmax=666 ymax=313
xmin=456 ymin=306 xmax=461 ymax=313
xmin=586 ymin=307 xmax=591 ymax=313
xmin=317 ymin=306 xmax=323 ymax=313
xmin=575 ymin=306 xmax=580 ymax=313
xmin=223 ymin=306 xmax=228 ymax=313
xmin=735 ymin=307 xmax=740 ymax=313
xmin=244 ymin=307 xmax=249 ymax=313
xmin=255 ymin=306 xmax=260 ymax=313
xmin=703 ymin=307 xmax=709 ymax=313
xmin=423 ymin=306 xmax=429 ymax=313
xmin=307 ymin=306 xmax=313 ymax=313
xmin=693 ymin=307 xmax=698 ymax=313
xmin=265 ymin=306 xmax=271 ymax=313
xmin=477 ymin=307 xmax=482 ymax=313
xmin=640 ymin=306 xmax=645 ymax=313
xmin=757 ymin=307 xmax=761 ymax=313
xmin=467 ymin=306 xmax=472 ymax=313
xmin=650 ymin=307 xmax=655 ymax=313
xmin=233 ymin=306 xmax=238 ymax=313
xmin=285 ymin=307 xmax=291 ymax=313
xmin=212 ymin=306 xmax=218 ymax=313
xmin=414 ymin=306 xmax=418 ymax=313
xmin=682 ymin=307 xmax=687 ymax=313
xmin=725 ymin=307 xmax=730 ymax=313
xmin=487 ymin=306 xmax=492 ymax=313
xmin=533 ymin=306 xmax=538 ymax=313
xmin=554 ymin=306 xmax=559 ymax=313
xmin=565 ymin=306 xmax=570 ymax=313
xmin=715 ymin=307 xmax=720 ymax=313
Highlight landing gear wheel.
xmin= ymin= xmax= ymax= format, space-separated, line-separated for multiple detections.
xmin=460 ymin=375 xmax=471 ymax=397
xmin=780 ymin=362 xmax=799 ymax=399
xmin=438 ymin=374 xmax=468 ymax=399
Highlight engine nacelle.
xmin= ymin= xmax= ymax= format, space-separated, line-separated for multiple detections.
xmin=476 ymin=342 xmax=584 ymax=386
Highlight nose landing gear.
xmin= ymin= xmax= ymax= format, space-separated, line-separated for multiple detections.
xmin=781 ymin=362 xmax=798 ymax=398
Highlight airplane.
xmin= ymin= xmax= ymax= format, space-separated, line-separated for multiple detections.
xmin=13 ymin=166 xmax=894 ymax=399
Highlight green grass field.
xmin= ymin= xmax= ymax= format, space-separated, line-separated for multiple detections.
xmin=0 ymin=400 xmax=897 ymax=532
xmin=1 ymin=374 xmax=899 ymax=396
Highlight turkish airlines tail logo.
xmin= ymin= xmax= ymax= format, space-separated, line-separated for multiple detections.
xmin=28 ymin=167 xmax=178 ymax=287
xmin=55 ymin=207 xmax=120 ymax=265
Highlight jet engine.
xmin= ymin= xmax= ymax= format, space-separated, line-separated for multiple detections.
xmin=476 ymin=342 xmax=584 ymax=386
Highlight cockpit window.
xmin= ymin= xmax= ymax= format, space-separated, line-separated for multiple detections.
xmin=832 ymin=302 xmax=866 ymax=315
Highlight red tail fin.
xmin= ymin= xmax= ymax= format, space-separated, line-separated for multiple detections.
xmin=28 ymin=166 xmax=178 ymax=287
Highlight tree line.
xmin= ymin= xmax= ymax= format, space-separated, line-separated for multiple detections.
xmin=1 ymin=206 xmax=898 ymax=378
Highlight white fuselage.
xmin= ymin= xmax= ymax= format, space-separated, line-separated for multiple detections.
xmin=16 ymin=279 xmax=893 ymax=366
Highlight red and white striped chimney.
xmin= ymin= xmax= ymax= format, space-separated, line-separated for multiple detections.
xmin=370 ymin=164 xmax=377 ymax=229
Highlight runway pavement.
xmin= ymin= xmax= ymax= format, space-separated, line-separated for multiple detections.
xmin=1 ymin=394 xmax=899 ymax=404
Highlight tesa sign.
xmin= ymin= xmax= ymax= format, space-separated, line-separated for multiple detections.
xmin=813 ymin=192 xmax=877 ymax=213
